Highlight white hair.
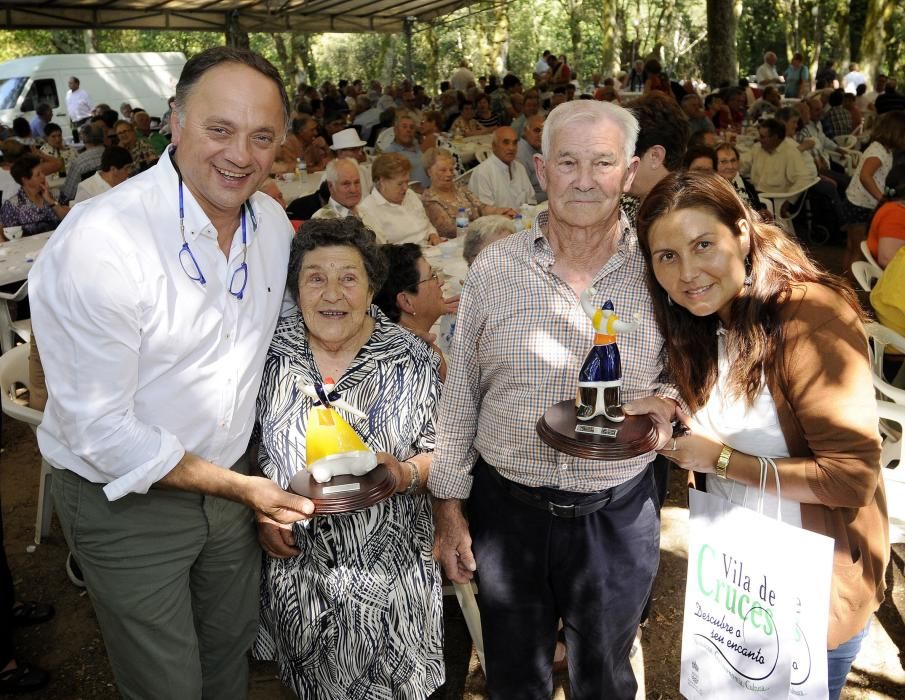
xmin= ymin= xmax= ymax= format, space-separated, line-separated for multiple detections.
xmin=463 ymin=215 xmax=517 ymax=266
xmin=541 ymin=100 xmax=638 ymax=166
xmin=324 ymin=157 xmax=360 ymax=185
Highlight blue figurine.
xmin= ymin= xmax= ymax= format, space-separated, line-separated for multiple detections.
xmin=576 ymin=288 xmax=639 ymax=422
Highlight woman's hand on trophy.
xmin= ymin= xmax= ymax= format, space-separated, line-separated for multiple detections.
xmin=377 ymin=452 xmax=410 ymax=493
xmin=256 ymin=512 xmax=301 ymax=559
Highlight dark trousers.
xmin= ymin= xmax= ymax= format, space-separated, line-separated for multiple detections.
xmin=0 ymin=501 xmax=16 ymax=666
xmin=469 ymin=459 xmax=660 ymax=700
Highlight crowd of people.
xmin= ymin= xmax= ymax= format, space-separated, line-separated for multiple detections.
xmin=0 ymin=43 xmax=902 ymax=700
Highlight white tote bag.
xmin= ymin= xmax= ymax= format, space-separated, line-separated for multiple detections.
xmin=680 ymin=460 xmax=834 ymax=699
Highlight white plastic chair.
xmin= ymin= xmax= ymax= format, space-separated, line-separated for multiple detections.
xmin=864 ymin=322 xmax=905 ymax=470
xmin=0 ymin=280 xmax=31 ymax=354
xmin=851 ymin=261 xmax=881 ymax=292
xmin=757 ymin=178 xmax=820 ymax=236
xmin=374 ymin=127 xmax=395 ymax=153
xmin=860 ymin=240 xmax=882 ymax=271
xmin=454 ymin=166 xmax=475 ymax=187
xmin=0 ymin=342 xmax=53 ymax=544
xmin=877 ymin=400 xmax=905 ymax=544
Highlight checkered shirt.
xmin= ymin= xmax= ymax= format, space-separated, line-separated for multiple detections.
xmin=428 ymin=209 xmax=677 ymax=499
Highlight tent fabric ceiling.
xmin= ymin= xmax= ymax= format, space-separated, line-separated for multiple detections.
xmin=0 ymin=1 xmax=478 ymax=33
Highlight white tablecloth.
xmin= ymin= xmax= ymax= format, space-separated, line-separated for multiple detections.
xmin=275 ymin=172 xmax=324 ymax=202
xmin=0 ymin=231 xmax=53 ymax=287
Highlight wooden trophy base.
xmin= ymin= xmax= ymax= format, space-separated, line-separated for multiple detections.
xmin=289 ymin=464 xmax=396 ymax=514
xmin=537 ymin=400 xmax=658 ymax=460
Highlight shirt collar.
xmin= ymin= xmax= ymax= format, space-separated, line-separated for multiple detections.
xmin=369 ymin=188 xmax=397 ymax=208
xmin=530 ymin=208 xmax=634 ymax=270
xmin=489 ymin=153 xmax=512 ymax=174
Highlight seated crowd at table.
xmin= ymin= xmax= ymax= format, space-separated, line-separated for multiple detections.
xmin=0 ymin=44 xmax=903 ymax=700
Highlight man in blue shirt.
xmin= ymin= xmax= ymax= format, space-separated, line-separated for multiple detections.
xmin=384 ymin=112 xmax=429 ymax=191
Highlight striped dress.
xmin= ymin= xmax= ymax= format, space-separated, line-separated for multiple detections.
xmin=253 ymin=307 xmax=445 ymax=699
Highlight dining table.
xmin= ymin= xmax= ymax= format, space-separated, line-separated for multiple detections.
xmin=0 ymin=230 xmax=53 ymax=287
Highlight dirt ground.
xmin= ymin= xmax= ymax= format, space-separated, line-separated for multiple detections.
xmin=2 ymin=416 xmax=904 ymax=699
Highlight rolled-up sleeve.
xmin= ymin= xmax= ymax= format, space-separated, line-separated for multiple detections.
xmin=30 ymin=231 xmax=185 ymax=500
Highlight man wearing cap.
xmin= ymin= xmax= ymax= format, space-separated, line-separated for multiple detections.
xmin=329 ymin=128 xmax=372 ymax=195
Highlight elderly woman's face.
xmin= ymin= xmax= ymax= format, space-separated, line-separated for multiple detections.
xmin=298 ymin=245 xmax=373 ymax=350
xmin=378 ymin=173 xmax=409 ymax=204
xmin=428 ymin=156 xmax=455 ymax=189
xmin=716 ymin=148 xmax=739 ymax=181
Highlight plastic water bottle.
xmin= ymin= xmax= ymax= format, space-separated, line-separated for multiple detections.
xmin=514 ymin=213 xmax=524 ymax=232
xmin=296 ymin=157 xmax=307 ymax=178
xmin=455 ymin=207 xmax=469 ymax=234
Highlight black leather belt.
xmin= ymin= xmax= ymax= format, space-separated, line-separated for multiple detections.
xmin=481 ymin=460 xmax=650 ymax=518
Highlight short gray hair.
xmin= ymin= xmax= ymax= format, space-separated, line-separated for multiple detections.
xmin=463 ymin=215 xmax=517 ymax=266
xmin=422 ymin=147 xmax=454 ymax=172
xmin=324 ymin=157 xmax=360 ymax=185
xmin=541 ymin=100 xmax=638 ymax=166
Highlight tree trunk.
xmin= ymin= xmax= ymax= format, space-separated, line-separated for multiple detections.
xmin=83 ymin=29 xmax=96 ymax=53
xmin=836 ymin=4 xmax=852 ymax=67
xmin=292 ymin=33 xmax=317 ymax=85
xmin=378 ymin=34 xmax=397 ymax=86
xmin=706 ymin=0 xmax=739 ymax=88
xmin=225 ymin=11 xmax=250 ymax=50
xmin=859 ymin=0 xmax=894 ymax=84
xmin=560 ymin=0 xmax=583 ymax=77
xmin=593 ymin=0 xmax=619 ymax=77
xmin=425 ymin=25 xmax=440 ymax=94
xmin=489 ymin=4 xmax=511 ymax=76
xmin=272 ymin=34 xmax=294 ymax=88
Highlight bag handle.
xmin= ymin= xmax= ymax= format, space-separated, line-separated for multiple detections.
xmin=755 ymin=456 xmax=782 ymax=521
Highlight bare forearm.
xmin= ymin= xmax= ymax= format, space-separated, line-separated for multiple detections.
xmin=157 ymin=452 xmax=251 ymax=505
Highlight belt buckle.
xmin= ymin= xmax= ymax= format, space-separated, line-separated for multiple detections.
xmin=547 ymin=501 xmax=576 ymax=518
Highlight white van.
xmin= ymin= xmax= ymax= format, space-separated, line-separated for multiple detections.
xmin=0 ymin=52 xmax=186 ymax=127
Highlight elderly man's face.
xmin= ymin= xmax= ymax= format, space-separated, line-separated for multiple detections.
xmin=523 ymin=116 xmax=544 ymax=150
xmin=329 ymin=161 xmax=362 ymax=209
xmin=537 ymin=115 xmax=638 ymax=231
xmin=116 ymin=124 xmax=137 ymax=149
xmin=297 ymin=119 xmax=319 ymax=145
xmin=758 ymin=127 xmax=780 ymax=153
xmin=133 ymin=112 xmax=151 ymax=134
xmin=492 ymin=127 xmax=519 ymax=164
xmin=766 ymin=53 xmax=777 ymax=66
xmin=170 ymin=63 xmax=285 ymax=228
xmin=394 ymin=117 xmax=416 ymax=146
xmin=336 ymin=146 xmax=366 ymax=163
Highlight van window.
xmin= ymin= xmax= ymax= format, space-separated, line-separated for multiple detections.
xmin=22 ymin=79 xmax=59 ymax=112
xmin=0 ymin=77 xmax=28 ymax=110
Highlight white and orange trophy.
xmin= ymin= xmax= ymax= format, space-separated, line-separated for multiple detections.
xmin=288 ymin=378 xmax=396 ymax=513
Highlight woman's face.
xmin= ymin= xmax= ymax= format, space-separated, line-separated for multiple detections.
xmin=428 ymin=156 xmax=455 ymax=190
xmin=716 ymin=148 xmax=739 ymax=181
xmin=688 ymin=156 xmax=715 ymax=173
xmin=46 ymin=130 xmax=63 ymax=149
xmin=476 ymin=99 xmax=490 ymax=117
xmin=22 ymin=168 xmax=45 ymax=192
xmin=420 ymin=117 xmax=438 ymax=135
xmin=378 ymin=173 xmax=409 ymax=204
xmin=407 ymin=257 xmax=445 ymax=323
xmin=298 ymin=245 xmax=373 ymax=350
xmin=647 ymin=207 xmax=750 ymax=326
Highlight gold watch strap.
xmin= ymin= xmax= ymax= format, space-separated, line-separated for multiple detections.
xmin=715 ymin=444 xmax=733 ymax=479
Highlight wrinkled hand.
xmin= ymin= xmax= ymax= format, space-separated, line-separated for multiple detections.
xmin=623 ymin=395 xmax=677 ymax=449
xmin=256 ymin=512 xmax=300 ymax=558
xmin=245 ymin=475 xmax=315 ymax=525
xmin=499 ymin=208 xmax=518 ymax=218
xmin=656 ymin=406 xmax=722 ymax=472
xmin=376 ymin=451 xmax=408 ymax=493
xmin=432 ymin=499 xmax=477 ymax=583
xmin=800 ymin=138 xmax=816 ymax=151
xmin=442 ymin=294 xmax=460 ymax=315
xmin=428 ymin=233 xmax=447 ymax=246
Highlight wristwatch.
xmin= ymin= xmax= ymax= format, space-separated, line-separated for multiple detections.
xmin=715 ymin=444 xmax=733 ymax=479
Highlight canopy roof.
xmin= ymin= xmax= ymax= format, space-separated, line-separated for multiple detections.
xmin=0 ymin=0 xmax=478 ymax=33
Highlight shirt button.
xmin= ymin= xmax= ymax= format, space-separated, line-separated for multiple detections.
xmin=560 ymin=463 xmax=569 ymax=471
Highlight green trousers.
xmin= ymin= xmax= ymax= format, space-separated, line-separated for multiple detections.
xmin=52 ymin=461 xmax=260 ymax=699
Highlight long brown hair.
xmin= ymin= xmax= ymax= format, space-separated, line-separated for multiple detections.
xmin=635 ymin=171 xmax=863 ymax=411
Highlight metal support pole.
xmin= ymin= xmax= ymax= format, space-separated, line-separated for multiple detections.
xmin=404 ymin=16 xmax=414 ymax=82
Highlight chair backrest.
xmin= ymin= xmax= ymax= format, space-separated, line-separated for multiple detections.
xmin=0 ymin=279 xmax=28 ymax=303
xmin=0 ymin=342 xmax=42 ymax=427
xmin=864 ymin=321 xmax=905 ymax=406
xmin=454 ymin=166 xmax=474 ymax=187
xmin=851 ymin=261 xmax=881 ymax=292
xmin=375 ymin=128 xmax=395 ymax=153
xmin=860 ymin=240 xmax=882 ymax=271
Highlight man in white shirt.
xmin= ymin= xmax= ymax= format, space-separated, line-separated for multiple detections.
xmin=65 ymin=76 xmax=93 ymax=140
xmin=469 ymin=126 xmax=537 ymax=209
xmin=72 ymin=145 xmax=133 ymax=204
xmin=450 ymin=60 xmax=477 ymax=93
xmin=755 ymin=51 xmax=782 ymax=87
xmin=29 ymin=48 xmax=314 ymax=699
xmin=741 ymin=117 xmax=813 ymax=193
xmin=312 ymin=157 xmax=363 ymax=220
xmin=516 ymin=114 xmax=547 ymax=203
xmin=329 ymin=128 xmax=373 ymax=195
xmin=843 ymin=63 xmax=867 ymax=94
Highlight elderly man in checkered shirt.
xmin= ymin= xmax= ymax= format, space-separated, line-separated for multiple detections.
xmin=429 ymin=100 xmax=678 ymax=699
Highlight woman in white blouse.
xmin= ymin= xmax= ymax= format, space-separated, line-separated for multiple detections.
xmin=359 ymin=153 xmax=440 ymax=245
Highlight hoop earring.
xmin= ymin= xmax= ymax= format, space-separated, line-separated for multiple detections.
xmin=744 ymin=256 xmax=752 ymax=287
xmin=667 ymin=295 xmax=674 ymax=307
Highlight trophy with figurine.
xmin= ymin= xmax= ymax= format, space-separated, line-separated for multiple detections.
xmin=288 ymin=378 xmax=396 ymax=513
xmin=536 ymin=288 xmax=659 ymax=459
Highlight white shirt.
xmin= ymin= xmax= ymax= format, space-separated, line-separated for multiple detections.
xmin=693 ymin=330 xmax=802 ymax=527
xmin=468 ymin=154 xmax=537 ymax=209
xmin=72 ymin=171 xmax=111 ymax=204
xmin=358 ymin=187 xmax=435 ymax=245
xmin=846 ymin=141 xmax=892 ymax=209
xmin=535 ymin=57 xmax=551 ymax=75
xmin=740 ymin=138 xmax=813 ymax=194
xmin=450 ymin=67 xmax=477 ymax=93
xmin=311 ymin=197 xmax=358 ymax=221
xmin=843 ymin=70 xmax=867 ymax=94
xmin=755 ymin=62 xmax=781 ymax=85
xmin=29 ymin=149 xmax=293 ymax=500
xmin=65 ymin=87 xmax=93 ymax=122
